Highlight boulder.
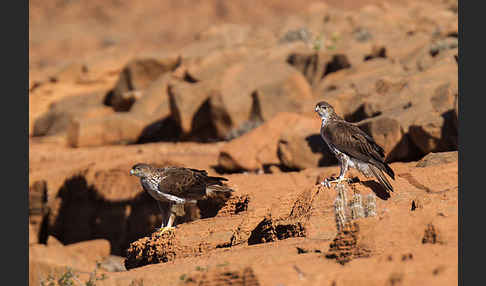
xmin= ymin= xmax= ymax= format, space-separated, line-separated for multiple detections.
xmin=29 ymin=180 xmax=49 ymax=244
xmin=314 ymin=89 xmax=366 ymax=122
xmin=129 ymin=73 xmax=173 ymax=117
xmin=408 ymin=114 xmax=448 ymax=155
xmin=46 ymin=236 xmax=64 ymax=246
xmin=66 ymin=113 xmax=151 ymax=147
xmin=63 ymin=74 xmax=180 ymax=147
xmin=286 ymin=52 xmax=351 ymax=86
xmin=416 ymin=151 xmax=458 ymax=168
xmin=29 ymin=180 xmax=48 ymax=218
xmin=218 ymin=112 xmax=302 ymax=172
xmin=167 ymin=79 xmax=218 ymax=139
xmin=182 ymin=46 xmax=252 ymax=82
xmin=406 ymin=79 xmax=458 ymax=154
xmin=357 ymin=115 xmax=410 ymax=162
xmin=32 ymin=92 xmax=113 ymax=137
xmin=314 ymin=59 xmax=406 ymax=121
xmin=106 ymin=57 xmax=181 ymax=111
xmin=405 ymin=162 xmax=458 ymax=193
xmin=216 ymin=60 xmax=313 ymax=135
xmin=277 ymin=115 xmax=337 ymax=170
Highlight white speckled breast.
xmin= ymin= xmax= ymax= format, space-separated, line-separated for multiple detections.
xmin=141 ymin=177 xmax=186 ymax=204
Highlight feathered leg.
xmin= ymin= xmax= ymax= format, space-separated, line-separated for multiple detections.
xmin=322 ymin=154 xmax=353 ymax=188
xmin=156 ymin=201 xmax=176 ymax=234
xmin=156 ymin=201 xmax=168 ymax=229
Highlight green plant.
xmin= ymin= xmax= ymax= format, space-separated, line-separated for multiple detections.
xmin=216 ymin=261 xmax=230 ymax=267
xmin=312 ymin=34 xmax=325 ymax=51
xmin=40 ymin=268 xmax=78 ymax=286
xmin=40 ymin=274 xmax=57 ymax=286
xmin=326 ymin=32 xmax=340 ymax=51
xmin=179 ymin=274 xmax=187 ymax=281
xmin=195 ymin=266 xmax=206 ymax=271
xmin=40 ymin=265 xmax=108 ymax=286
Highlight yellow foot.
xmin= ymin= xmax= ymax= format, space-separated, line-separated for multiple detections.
xmin=321 ymin=177 xmax=354 ymax=188
xmin=155 ymin=226 xmax=175 ymax=235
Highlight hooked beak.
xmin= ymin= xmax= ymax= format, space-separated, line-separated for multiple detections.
xmin=315 ymin=106 xmax=319 ymax=112
xmin=129 ymin=169 xmax=135 ymax=176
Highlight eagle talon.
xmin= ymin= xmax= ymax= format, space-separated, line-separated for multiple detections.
xmin=321 ymin=178 xmax=333 ymax=188
xmin=155 ymin=226 xmax=175 ymax=235
xmin=321 ymin=177 xmax=352 ymax=188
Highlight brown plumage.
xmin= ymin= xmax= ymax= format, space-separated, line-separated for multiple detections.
xmin=130 ymin=163 xmax=233 ymax=232
xmin=315 ymin=101 xmax=395 ymax=192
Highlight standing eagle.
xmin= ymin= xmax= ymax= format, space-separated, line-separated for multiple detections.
xmin=130 ymin=163 xmax=233 ymax=233
xmin=315 ymin=101 xmax=395 ymax=192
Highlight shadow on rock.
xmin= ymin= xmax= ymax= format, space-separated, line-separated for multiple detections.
xmin=49 ymin=174 xmax=233 ymax=256
xmin=305 ymin=134 xmax=338 ymax=167
xmin=440 ymin=110 xmax=458 ymax=151
xmin=360 ymin=180 xmax=391 ymax=200
xmin=136 ymin=116 xmax=182 ymax=144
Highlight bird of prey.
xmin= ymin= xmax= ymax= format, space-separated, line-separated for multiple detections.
xmin=130 ymin=163 xmax=233 ymax=233
xmin=315 ymin=101 xmax=395 ymax=192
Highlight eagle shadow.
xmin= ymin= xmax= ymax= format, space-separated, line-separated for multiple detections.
xmin=358 ymin=180 xmax=391 ymax=200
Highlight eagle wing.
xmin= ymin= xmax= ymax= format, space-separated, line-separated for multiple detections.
xmin=158 ymin=167 xmax=229 ymax=200
xmin=322 ymin=120 xmax=394 ymax=179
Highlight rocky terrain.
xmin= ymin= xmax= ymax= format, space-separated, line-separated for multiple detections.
xmin=29 ymin=0 xmax=458 ymax=285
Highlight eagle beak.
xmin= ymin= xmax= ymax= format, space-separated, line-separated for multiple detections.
xmin=315 ymin=106 xmax=319 ymax=112
xmin=129 ymin=169 xmax=135 ymax=175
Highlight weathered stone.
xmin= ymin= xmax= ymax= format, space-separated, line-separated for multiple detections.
xmin=218 ymin=112 xmax=302 ymax=172
xmin=167 ymin=79 xmax=217 ymax=138
xmin=66 ymin=113 xmax=150 ymax=147
xmin=217 ymin=60 xmax=313 ymax=133
xmin=287 ymin=52 xmax=351 ymax=86
xmin=407 ymin=81 xmax=457 ymax=154
xmin=129 ymin=73 xmax=173 ymax=118
xmin=416 ymin=151 xmax=458 ymax=167
xmin=182 ymin=46 xmax=252 ymax=82
xmin=32 ymin=93 xmax=112 ymax=137
xmin=357 ymin=116 xmax=406 ymax=162
xmin=106 ymin=57 xmax=181 ymax=111
xmin=277 ymin=115 xmax=336 ymax=170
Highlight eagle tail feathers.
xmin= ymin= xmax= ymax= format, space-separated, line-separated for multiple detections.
xmin=383 ymin=163 xmax=395 ymax=180
xmin=369 ymin=164 xmax=394 ymax=192
xmin=370 ymin=159 xmax=395 ymax=180
xmin=208 ymin=176 xmax=229 ymax=182
xmin=206 ymin=184 xmax=234 ymax=199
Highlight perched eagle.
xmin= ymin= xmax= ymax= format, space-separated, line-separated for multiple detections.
xmin=130 ymin=163 xmax=233 ymax=233
xmin=315 ymin=101 xmax=395 ymax=192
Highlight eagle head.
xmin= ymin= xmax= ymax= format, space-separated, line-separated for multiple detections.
xmin=130 ymin=163 xmax=153 ymax=178
xmin=315 ymin=101 xmax=336 ymax=120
